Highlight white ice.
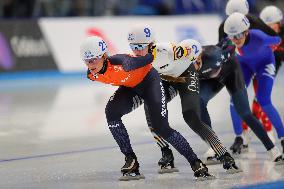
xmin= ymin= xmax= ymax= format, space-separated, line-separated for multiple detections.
xmin=0 ymin=71 xmax=283 ymax=189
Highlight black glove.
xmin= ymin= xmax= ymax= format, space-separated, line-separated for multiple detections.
xmin=148 ymin=44 xmax=156 ymax=54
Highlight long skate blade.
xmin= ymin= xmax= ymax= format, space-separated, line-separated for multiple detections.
xmin=231 ymin=153 xmax=242 ymax=158
xmin=205 ymin=159 xmax=222 ymax=165
xmin=226 ymin=167 xmax=243 ymax=174
xmin=242 ymin=146 xmax=249 ymax=153
xmin=275 ymin=159 xmax=284 ymax=166
xmin=195 ymin=174 xmax=216 ymax=181
xmin=119 ymin=174 xmax=145 ymax=181
xmin=158 ymin=167 xmax=179 ymax=174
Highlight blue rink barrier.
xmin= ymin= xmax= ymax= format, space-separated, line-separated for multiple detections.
xmin=232 ymin=180 xmax=284 ymax=189
xmin=0 ymin=70 xmax=85 ymax=80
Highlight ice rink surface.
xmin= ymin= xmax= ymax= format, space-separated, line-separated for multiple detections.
xmin=0 ymin=70 xmax=283 ymax=189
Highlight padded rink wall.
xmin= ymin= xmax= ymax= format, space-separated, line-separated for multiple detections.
xmin=0 ymin=19 xmax=57 ymax=73
xmin=38 ymin=15 xmax=221 ymax=73
xmin=0 ymin=15 xmax=221 ymax=74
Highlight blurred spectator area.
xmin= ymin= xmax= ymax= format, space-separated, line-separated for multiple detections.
xmin=0 ymin=0 xmax=283 ymax=17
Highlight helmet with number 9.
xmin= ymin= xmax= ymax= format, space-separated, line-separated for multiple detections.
xmin=260 ymin=6 xmax=283 ymax=24
xmin=128 ymin=25 xmax=155 ymax=44
xmin=178 ymin=39 xmax=202 ymax=63
xmin=80 ymin=36 xmax=108 ymax=61
xmin=225 ymin=0 xmax=249 ymax=16
xmin=224 ymin=12 xmax=250 ymax=35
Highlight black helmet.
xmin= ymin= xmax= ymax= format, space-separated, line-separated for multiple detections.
xmin=200 ymin=45 xmax=223 ymax=78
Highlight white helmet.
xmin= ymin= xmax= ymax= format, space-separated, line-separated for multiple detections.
xmin=224 ymin=12 xmax=250 ymax=35
xmin=260 ymin=6 xmax=283 ymax=24
xmin=152 ymin=42 xmax=175 ymax=73
xmin=178 ymin=39 xmax=202 ymax=63
xmin=225 ymin=0 xmax=249 ymax=15
xmin=153 ymin=42 xmax=195 ymax=77
xmin=128 ymin=25 xmax=155 ymax=44
xmin=80 ymin=36 xmax=108 ymax=61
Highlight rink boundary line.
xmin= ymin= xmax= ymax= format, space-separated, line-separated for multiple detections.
xmin=0 ymin=140 xmax=155 ymax=163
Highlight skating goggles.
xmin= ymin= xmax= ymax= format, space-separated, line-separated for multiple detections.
xmin=84 ymin=54 xmax=104 ymax=65
xmin=228 ymin=32 xmax=246 ymax=40
xmin=129 ymin=43 xmax=149 ymax=51
xmin=85 ymin=57 xmax=101 ymax=65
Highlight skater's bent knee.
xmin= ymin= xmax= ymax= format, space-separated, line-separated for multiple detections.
xmin=237 ymin=109 xmax=251 ymax=119
xmin=257 ymin=99 xmax=272 ymax=107
xmin=105 ymin=105 xmax=123 ymax=122
xmin=154 ymin=126 xmax=174 ymax=139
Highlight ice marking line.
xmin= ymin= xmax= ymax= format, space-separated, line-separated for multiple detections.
xmin=0 ymin=141 xmax=155 ymax=163
xmin=0 ymin=130 xmax=233 ymax=163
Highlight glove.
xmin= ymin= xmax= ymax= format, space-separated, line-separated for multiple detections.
xmin=270 ymin=44 xmax=279 ymax=51
xmin=148 ymin=44 xmax=157 ymax=60
xmin=148 ymin=44 xmax=156 ymax=53
xmin=270 ymin=40 xmax=282 ymax=51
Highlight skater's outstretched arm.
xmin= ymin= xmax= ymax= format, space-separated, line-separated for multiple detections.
xmin=109 ymin=53 xmax=154 ymax=71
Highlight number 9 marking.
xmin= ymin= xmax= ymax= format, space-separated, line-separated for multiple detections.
xmin=144 ymin=28 xmax=151 ymax=37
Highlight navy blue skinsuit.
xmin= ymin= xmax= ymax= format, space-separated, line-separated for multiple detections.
xmin=88 ymin=53 xmax=200 ymax=166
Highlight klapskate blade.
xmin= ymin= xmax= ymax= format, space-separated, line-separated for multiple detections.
xmin=231 ymin=152 xmax=242 ymax=159
xmin=242 ymin=147 xmax=249 ymax=153
xmin=275 ymin=159 xmax=284 ymax=166
xmin=119 ymin=174 xmax=145 ymax=181
xmin=195 ymin=175 xmax=216 ymax=181
xmin=158 ymin=167 xmax=179 ymax=174
xmin=226 ymin=167 xmax=243 ymax=174
xmin=204 ymin=159 xmax=222 ymax=165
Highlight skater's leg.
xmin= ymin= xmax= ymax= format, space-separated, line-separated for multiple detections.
xmin=199 ymin=79 xmax=224 ymax=128
xmin=227 ymin=62 xmax=252 ymax=139
xmin=144 ymin=81 xmax=179 ymax=173
xmin=138 ymin=79 xmax=199 ymax=164
xmin=105 ymin=87 xmax=138 ymax=156
xmin=252 ymin=76 xmax=274 ymax=140
xmin=255 ymin=68 xmax=284 ymax=140
xmin=230 ymin=101 xmax=243 ymax=137
xmin=224 ymin=63 xmax=272 ymax=154
xmin=144 ymin=81 xmax=177 ymax=150
xmin=144 ymin=104 xmax=178 ymax=173
xmin=178 ymin=80 xmax=227 ymax=159
xmin=230 ymin=89 xmax=274 ymax=151
xmin=227 ymin=62 xmax=283 ymax=162
xmin=136 ymin=73 xmax=215 ymax=179
xmin=241 ymin=77 xmax=259 ymax=134
xmin=182 ymin=110 xmax=241 ymax=172
xmin=105 ymin=87 xmax=145 ymax=180
xmin=176 ymin=64 xmax=241 ymax=173
xmin=230 ymin=90 xmax=282 ymax=162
